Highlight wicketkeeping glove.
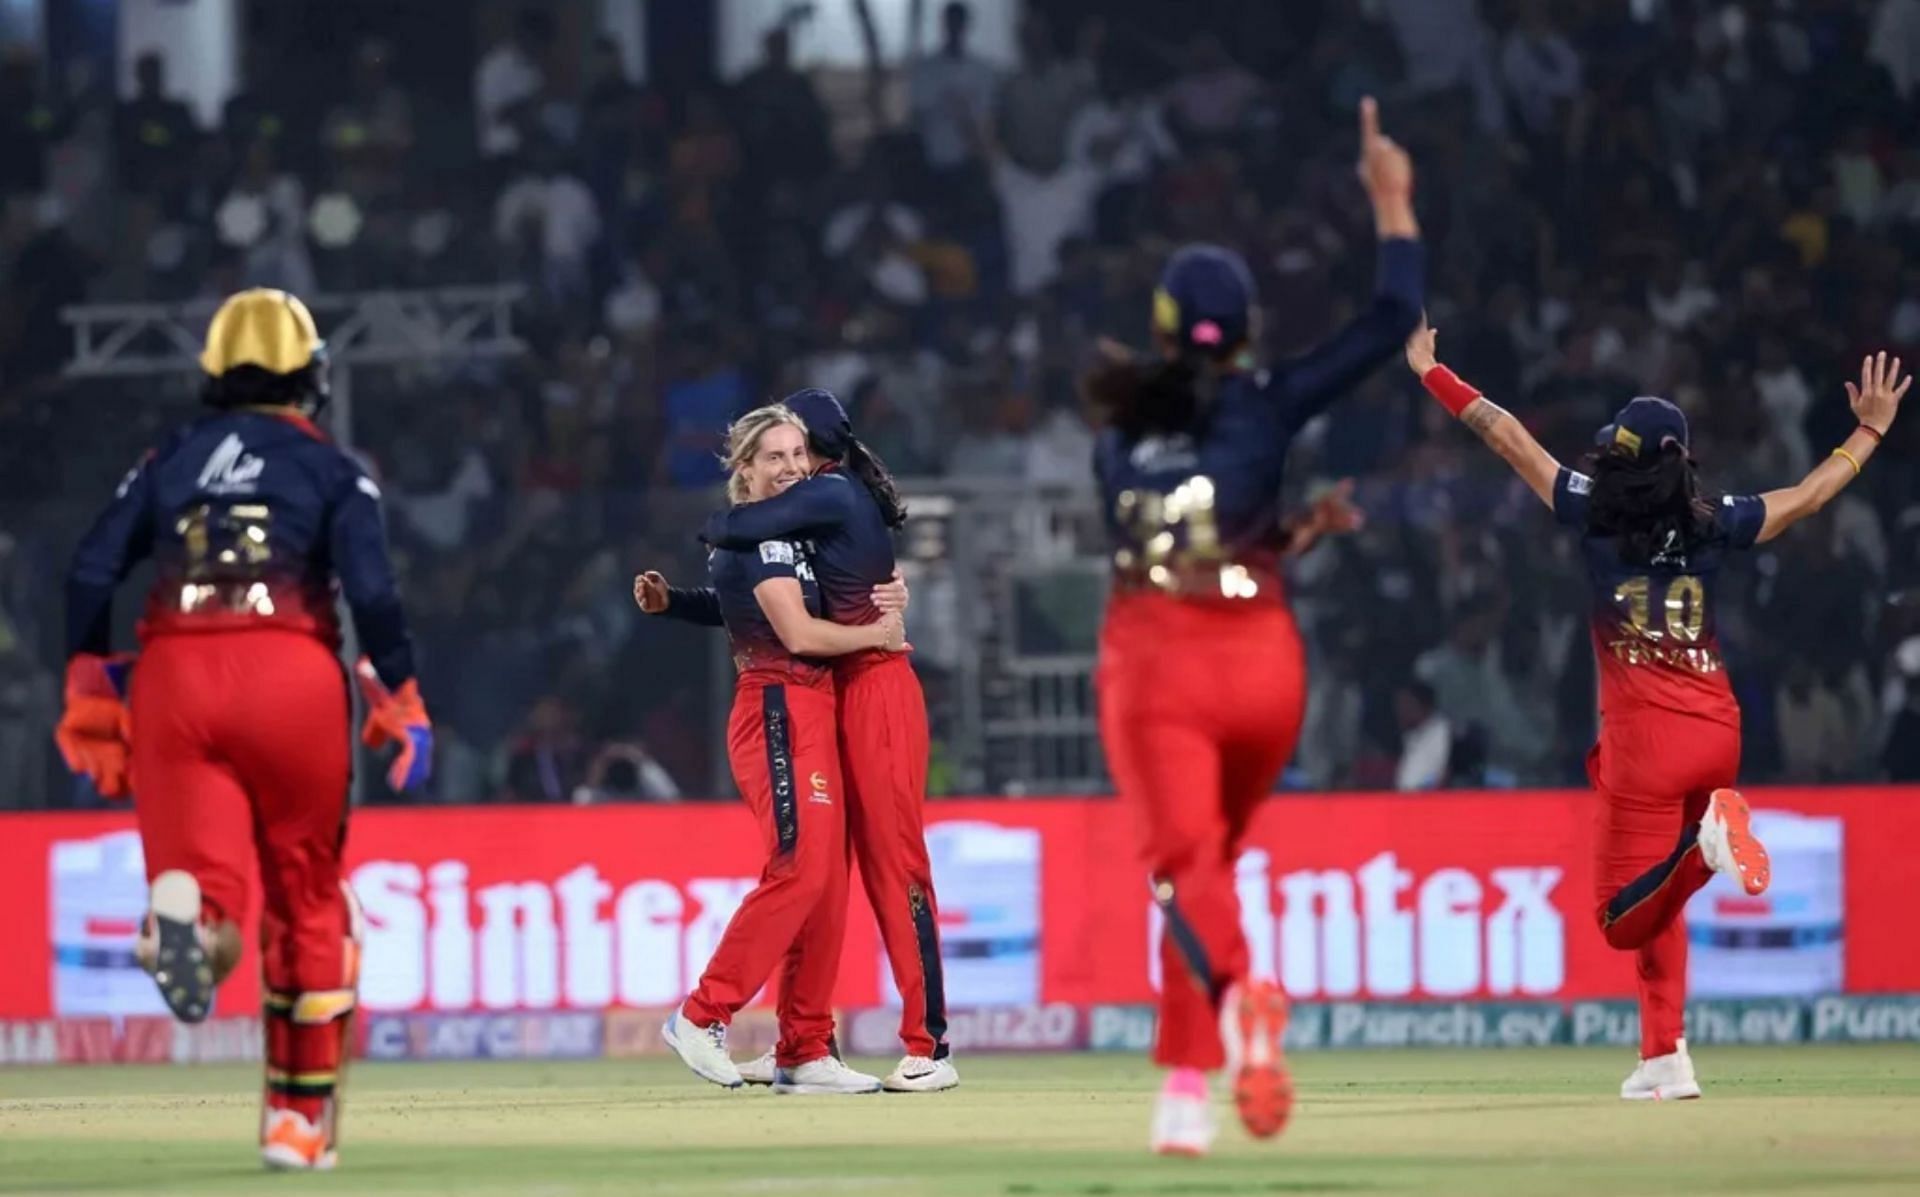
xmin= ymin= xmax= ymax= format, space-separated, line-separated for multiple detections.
xmin=355 ymin=658 xmax=434 ymax=792
xmin=55 ymin=653 xmax=135 ymax=799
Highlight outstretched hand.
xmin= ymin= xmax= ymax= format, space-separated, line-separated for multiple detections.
xmin=1845 ymin=351 xmax=1910 ymax=435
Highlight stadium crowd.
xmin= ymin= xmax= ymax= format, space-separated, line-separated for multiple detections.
xmin=4 ymin=0 xmax=1920 ymax=805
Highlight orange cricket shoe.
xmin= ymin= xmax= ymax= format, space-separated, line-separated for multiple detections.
xmin=261 ymin=1108 xmax=336 ymax=1172
xmin=1221 ymin=979 xmax=1294 ymax=1140
xmin=1701 ymin=789 xmax=1772 ymax=896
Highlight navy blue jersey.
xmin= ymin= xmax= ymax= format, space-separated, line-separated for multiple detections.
xmin=709 ymin=536 xmax=831 ymax=686
xmin=1552 ymin=465 xmax=1765 ymax=725
xmin=1096 ymin=238 xmax=1423 ymax=601
xmin=66 ymin=408 xmax=416 ymax=688
xmin=701 ymin=468 xmax=893 ymax=626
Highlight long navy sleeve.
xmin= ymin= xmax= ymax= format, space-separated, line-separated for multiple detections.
xmin=328 ymin=468 xmax=418 ymax=688
xmin=1270 ymin=237 xmax=1425 ymax=433
xmin=66 ymin=452 xmax=159 ymax=658
xmin=701 ymin=475 xmax=857 ymax=550
xmin=664 ymin=586 xmax=725 ymax=627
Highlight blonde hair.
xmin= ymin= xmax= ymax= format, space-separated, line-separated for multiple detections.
xmin=723 ymin=404 xmax=809 ymax=505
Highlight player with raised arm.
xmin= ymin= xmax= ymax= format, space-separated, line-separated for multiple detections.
xmin=653 ymin=404 xmax=905 ymax=1096
xmin=1407 ymin=324 xmax=1908 ymax=1100
xmin=1084 ymin=99 xmax=1422 ymax=1155
xmin=56 ymin=289 xmax=433 ymax=1170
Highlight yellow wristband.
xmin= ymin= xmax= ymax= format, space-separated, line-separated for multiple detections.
xmin=1831 ymin=447 xmax=1862 ymax=476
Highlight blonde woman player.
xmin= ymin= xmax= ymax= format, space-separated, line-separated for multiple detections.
xmin=649 ymin=404 xmax=905 ymax=1094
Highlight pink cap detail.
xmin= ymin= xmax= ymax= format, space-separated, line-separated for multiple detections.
xmin=1191 ymin=320 xmax=1223 ymax=346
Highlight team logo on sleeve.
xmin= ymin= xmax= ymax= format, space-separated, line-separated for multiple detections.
xmin=808 ymin=771 xmax=832 ymax=805
xmin=198 ymin=434 xmax=265 ymax=495
xmin=759 ymin=541 xmax=796 ymax=566
xmin=1567 ymin=472 xmax=1593 ymax=495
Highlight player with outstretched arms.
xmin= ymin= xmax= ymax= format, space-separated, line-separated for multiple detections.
xmin=1407 ymin=325 xmax=1908 ymax=1099
xmin=639 ymin=388 xmax=957 ymax=1092
xmin=1084 ymin=99 xmax=1422 ymax=1155
xmin=56 ymin=289 xmax=433 ymax=1170
xmin=651 ymin=404 xmax=906 ymax=1095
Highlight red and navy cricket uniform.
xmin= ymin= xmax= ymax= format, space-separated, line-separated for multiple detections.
xmin=699 ymin=465 xmax=949 ymax=1062
xmin=1551 ymin=464 xmax=1766 ymax=1059
xmin=1096 ymin=237 xmax=1423 ymax=1071
xmin=677 ymin=537 xmax=850 ymax=1068
xmin=66 ymin=406 xmax=415 ymax=1118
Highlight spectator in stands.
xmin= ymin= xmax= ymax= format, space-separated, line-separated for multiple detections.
xmin=1500 ymin=0 xmax=1582 ymax=139
xmin=475 ymin=7 xmax=552 ymax=161
xmin=733 ymin=26 xmax=834 ymax=193
xmin=115 ymin=52 xmax=197 ymax=213
xmin=1394 ymin=681 xmax=1452 ymax=791
xmin=1776 ymin=656 xmax=1853 ymax=782
xmin=504 ymin=694 xmax=592 ymax=803
xmin=495 ymin=140 xmax=602 ymax=309
xmin=909 ymin=2 xmax=999 ymax=182
xmin=0 ymin=50 xmax=57 ymax=201
xmin=997 ymin=13 xmax=1095 ymax=177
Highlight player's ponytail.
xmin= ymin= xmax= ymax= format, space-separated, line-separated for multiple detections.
xmin=1587 ymin=440 xmax=1716 ymax=565
xmin=1081 ymin=348 xmax=1210 ymax=441
xmin=842 ymin=435 xmax=908 ymax=529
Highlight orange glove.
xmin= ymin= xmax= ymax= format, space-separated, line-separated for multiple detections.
xmin=355 ymin=658 xmax=434 ymax=792
xmin=55 ymin=654 xmax=135 ymax=799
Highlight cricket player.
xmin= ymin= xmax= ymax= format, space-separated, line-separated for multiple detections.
xmin=1084 ymin=99 xmax=1421 ymax=1155
xmin=1407 ymin=326 xmax=1908 ymax=1099
xmin=651 ymin=404 xmax=905 ymax=1095
xmin=56 ymin=288 xmax=433 ymax=1170
xmin=685 ymin=387 xmax=957 ymax=1093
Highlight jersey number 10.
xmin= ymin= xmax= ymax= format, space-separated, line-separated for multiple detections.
xmin=1612 ymin=575 xmax=1705 ymax=643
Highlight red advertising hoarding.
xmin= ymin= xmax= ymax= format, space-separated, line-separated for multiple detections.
xmin=7 ymin=789 xmax=1914 ymax=1021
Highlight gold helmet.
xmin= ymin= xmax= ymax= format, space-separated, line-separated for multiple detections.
xmin=200 ymin=288 xmax=324 ymax=377
xmin=199 ymin=289 xmax=330 ymax=411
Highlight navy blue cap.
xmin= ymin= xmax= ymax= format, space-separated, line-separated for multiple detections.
xmin=1596 ymin=396 xmax=1689 ymax=460
xmin=783 ymin=387 xmax=853 ymax=457
xmin=1154 ymin=244 xmax=1256 ymax=352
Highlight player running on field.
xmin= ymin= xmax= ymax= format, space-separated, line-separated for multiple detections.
xmin=57 ymin=288 xmax=433 ymax=1171
xmin=654 ymin=404 xmax=905 ymax=1095
xmin=648 ymin=387 xmax=957 ymax=1094
xmin=1082 ymin=98 xmax=1422 ymax=1156
xmin=1407 ymin=326 xmax=1908 ymax=1100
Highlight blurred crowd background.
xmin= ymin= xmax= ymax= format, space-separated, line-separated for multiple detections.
xmin=5 ymin=0 xmax=1920 ymax=807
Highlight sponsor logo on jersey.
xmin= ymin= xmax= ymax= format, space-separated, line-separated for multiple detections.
xmin=1566 ymin=471 xmax=1593 ymax=495
xmin=198 ymin=434 xmax=266 ymax=496
xmin=759 ymin=541 xmax=795 ymax=566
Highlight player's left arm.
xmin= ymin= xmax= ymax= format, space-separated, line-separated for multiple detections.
xmin=1754 ymin=351 xmax=1908 ymax=544
xmin=1407 ymin=321 xmax=1562 ymax=508
xmin=700 ymin=475 xmax=857 ymax=551
xmin=1268 ymin=99 xmax=1425 ymax=430
xmin=330 ymin=464 xmax=433 ymax=791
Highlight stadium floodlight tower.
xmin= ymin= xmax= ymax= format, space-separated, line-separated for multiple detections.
xmin=60 ymin=285 xmax=526 ymax=803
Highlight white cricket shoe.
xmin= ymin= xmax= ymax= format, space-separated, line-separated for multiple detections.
xmin=1150 ymin=1074 xmax=1217 ymax=1157
xmin=773 ymin=1056 xmax=883 ymax=1095
xmin=1621 ymin=1039 xmax=1702 ymax=1101
xmin=662 ymin=1006 xmax=744 ymax=1089
xmin=883 ymin=1055 xmax=960 ymax=1092
xmin=737 ymin=1048 xmax=777 ymax=1086
xmin=1699 ymin=789 xmax=1771 ymax=896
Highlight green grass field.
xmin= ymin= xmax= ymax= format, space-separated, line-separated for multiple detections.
xmin=3 ymin=1047 xmax=1918 ymax=1197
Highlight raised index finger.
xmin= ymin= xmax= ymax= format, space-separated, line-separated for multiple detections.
xmin=1360 ymin=96 xmax=1380 ymax=146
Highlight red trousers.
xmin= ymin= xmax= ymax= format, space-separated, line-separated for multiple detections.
xmin=130 ymin=629 xmax=356 ymax=1121
xmin=837 ymin=653 xmax=946 ymax=1059
xmin=685 ymin=678 xmax=848 ymax=1067
xmin=1587 ymin=708 xmax=1740 ymax=1058
xmin=1098 ymin=593 xmax=1307 ymax=1071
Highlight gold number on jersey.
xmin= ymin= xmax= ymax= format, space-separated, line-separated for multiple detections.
xmin=1119 ymin=475 xmax=1222 ymax=570
xmin=1664 ymin=574 xmax=1705 ymax=642
xmin=176 ymin=503 xmax=273 ymax=577
xmin=1615 ymin=574 xmax=1704 ymax=642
